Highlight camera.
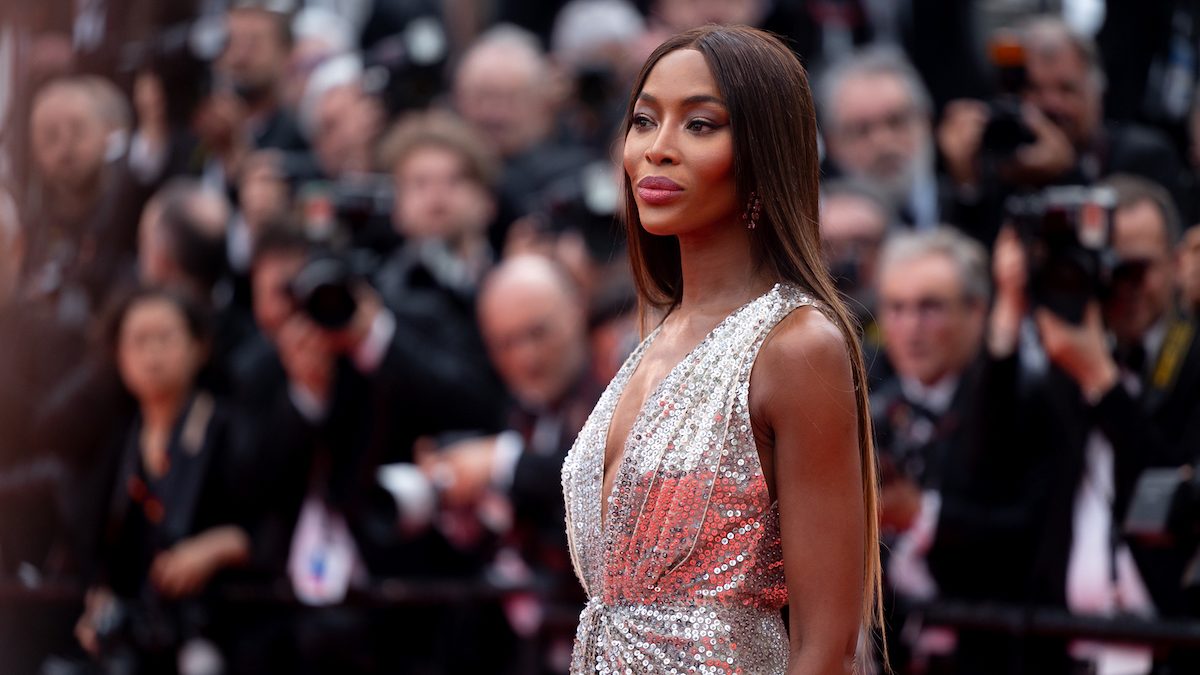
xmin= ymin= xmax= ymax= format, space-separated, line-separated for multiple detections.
xmin=982 ymin=99 xmax=1037 ymax=159
xmin=527 ymin=159 xmax=622 ymax=263
xmin=330 ymin=174 xmax=394 ymax=232
xmin=980 ymin=32 xmax=1036 ymax=159
xmin=295 ymin=177 xmax=396 ymax=256
xmin=1126 ymin=465 xmax=1200 ymax=605
xmin=289 ymin=251 xmax=376 ymax=329
xmin=1007 ymin=185 xmax=1118 ymax=324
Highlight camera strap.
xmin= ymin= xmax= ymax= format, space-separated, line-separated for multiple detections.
xmin=1149 ymin=319 xmax=1194 ymax=396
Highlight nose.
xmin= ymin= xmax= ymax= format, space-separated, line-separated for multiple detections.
xmin=644 ymin=125 xmax=679 ymax=166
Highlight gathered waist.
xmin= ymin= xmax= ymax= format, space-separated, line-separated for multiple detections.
xmin=572 ymin=596 xmax=789 ymax=673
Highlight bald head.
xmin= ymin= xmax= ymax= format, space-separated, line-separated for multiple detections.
xmin=479 ymin=255 xmax=588 ymax=407
xmin=454 ymin=25 xmax=556 ymax=158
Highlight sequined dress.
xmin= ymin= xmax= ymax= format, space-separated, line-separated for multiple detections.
xmin=562 ymin=283 xmax=822 ymax=674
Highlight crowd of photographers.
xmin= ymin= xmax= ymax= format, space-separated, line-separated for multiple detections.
xmin=2 ymin=1 xmax=1200 ymax=674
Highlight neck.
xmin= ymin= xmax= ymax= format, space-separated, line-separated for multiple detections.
xmin=676 ymin=220 xmax=773 ymax=316
xmin=141 ymin=391 xmax=189 ymax=433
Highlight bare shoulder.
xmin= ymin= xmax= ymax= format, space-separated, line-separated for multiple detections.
xmin=757 ymin=304 xmax=853 ymax=392
xmin=751 ymin=304 xmax=857 ymax=436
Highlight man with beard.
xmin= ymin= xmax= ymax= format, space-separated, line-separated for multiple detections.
xmin=818 ymin=47 xmax=944 ymax=233
xmin=202 ymin=1 xmax=312 ymax=189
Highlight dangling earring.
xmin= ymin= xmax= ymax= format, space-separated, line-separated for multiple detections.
xmin=743 ymin=191 xmax=762 ymax=229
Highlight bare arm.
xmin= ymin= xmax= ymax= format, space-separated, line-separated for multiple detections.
xmin=753 ymin=307 xmax=865 ymax=674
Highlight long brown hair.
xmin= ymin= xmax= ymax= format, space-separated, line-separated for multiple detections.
xmin=621 ymin=24 xmax=885 ymax=656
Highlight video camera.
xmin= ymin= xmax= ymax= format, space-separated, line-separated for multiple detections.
xmin=1006 ymin=185 xmax=1118 ymax=324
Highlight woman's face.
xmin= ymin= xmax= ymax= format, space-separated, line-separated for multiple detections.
xmin=117 ymin=298 xmax=203 ymax=403
xmin=623 ymin=49 xmax=738 ymax=238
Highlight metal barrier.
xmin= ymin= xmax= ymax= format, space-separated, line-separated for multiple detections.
xmin=918 ymin=601 xmax=1200 ymax=648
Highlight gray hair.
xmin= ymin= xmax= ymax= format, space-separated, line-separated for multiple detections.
xmin=816 ymin=46 xmax=933 ymax=131
xmin=551 ymin=0 xmax=645 ymax=67
xmin=298 ymin=53 xmax=364 ymax=140
xmin=878 ymin=227 xmax=991 ymax=303
xmin=820 ymin=178 xmax=898 ymax=226
xmin=1021 ymin=15 xmax=1106 ymax=92
xmin=457 ymin=23 xmax=549 ymax=83
xmin=1103 ymin=173 xmax=1182 ymax=247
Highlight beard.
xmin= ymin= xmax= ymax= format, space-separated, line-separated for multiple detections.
xmin=858 ymin=141 xmax=935 ymax=208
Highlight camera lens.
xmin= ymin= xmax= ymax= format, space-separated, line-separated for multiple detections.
xmin=291 ymin=257 xmax=359 ymax=329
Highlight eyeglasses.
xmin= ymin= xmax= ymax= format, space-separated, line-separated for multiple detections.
xmin=879 ymin=296 xmax=969 ymax=323
xmin=837 ymin=106 xmax=920 ymax=143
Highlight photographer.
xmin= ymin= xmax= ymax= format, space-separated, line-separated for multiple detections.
xmin=295 ymin=54 xmax=396 ymax=255
xmin=229 ymin=225 xmax=506 ymax=673
xmin=961 ymin=175 xmax=1200 ymax=674
xmin=938 ymin=16 xmax=1193 ymax=241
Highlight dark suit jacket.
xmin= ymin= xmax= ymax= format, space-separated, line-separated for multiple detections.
xmin=242 ymin=317 xmax=507 ymax=581
xmin=929 ymin=318 xmax=1200 ymax=671
xmin=506 ymin=370 xmax=602 ymax=585
xmin=97 ymin=392 xmax=255 ymax=597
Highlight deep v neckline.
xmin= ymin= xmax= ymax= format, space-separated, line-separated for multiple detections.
xmin=598 ymin=283 xmax=780 ymax=533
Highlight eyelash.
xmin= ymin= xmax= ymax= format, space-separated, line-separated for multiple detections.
xmin=630 ymin=114 xmax=719 ymax=133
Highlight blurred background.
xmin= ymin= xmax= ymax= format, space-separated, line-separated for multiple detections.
xmin=1 ymin=0 xmax=1200 ymax=673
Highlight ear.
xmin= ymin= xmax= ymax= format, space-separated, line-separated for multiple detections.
xmin=105 ymin=128 xmax=129 ymax=162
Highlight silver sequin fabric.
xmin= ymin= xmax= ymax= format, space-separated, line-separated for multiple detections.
xmin=562 ymin=282 xmax=824 ymax=674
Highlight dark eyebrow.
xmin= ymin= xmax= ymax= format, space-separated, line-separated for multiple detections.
xmin=637 ymin=92 xmax=726 ymax=107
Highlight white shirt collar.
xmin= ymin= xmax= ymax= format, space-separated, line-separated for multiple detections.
xmin=899 ymin=373 xmax=960 ymax=416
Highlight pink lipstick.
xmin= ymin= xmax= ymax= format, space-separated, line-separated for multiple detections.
xmin=636 ymin=176 xmax=683 ymax=206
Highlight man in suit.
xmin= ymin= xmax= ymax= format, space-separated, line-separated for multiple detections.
xmin=818 ymin=47 xmax=948 ymax=233
xmin=372 ymin=109 xmax=502 ymax=396
xmin=23 ymin=75 xmax=149 ymax=321
xmin=422 ymin=254 xmax=598 ymax=673
xmin=950 ymin=174 xmax=1200 ymax=674
xmin=226 ymin=225 xmax=507 ymax=673
xmin=868 ymin=227 xmax=990 ymax=671
xmin=424 ymin=254 xmax=595 ymax=542
xmin=202 ymin=1 xmax=314 ymax=191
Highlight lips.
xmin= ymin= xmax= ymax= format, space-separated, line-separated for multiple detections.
xmin=635 ymin=176 xmax=683 ymax=206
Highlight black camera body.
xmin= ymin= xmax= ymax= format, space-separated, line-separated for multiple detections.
xmin=980 ymin=32 xmax=1036 ymax=160
xmin=982 ymin=98 xmax=1037 ymax=158
xmin=1007 ymin=186 xmax=1118 ymax=324
xmin=289 ymin=252 xmax=374 ymax=330
xmin=1126 ymin=465 xmax=1200 ymax=607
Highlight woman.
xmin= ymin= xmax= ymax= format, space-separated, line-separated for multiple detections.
xmin=76 ymin=289 xmax=252 ymax=671
xmin=560 ymin=25 xmax=883 ymax=673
